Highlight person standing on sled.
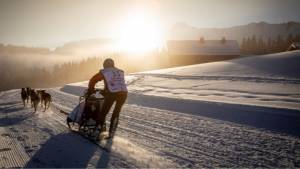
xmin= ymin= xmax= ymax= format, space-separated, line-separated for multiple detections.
xmin=88 ymin=58 xmax=127 ymax=138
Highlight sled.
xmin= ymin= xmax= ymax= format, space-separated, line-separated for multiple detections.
xmin=66 ymin=89 xmax=106 ymax=141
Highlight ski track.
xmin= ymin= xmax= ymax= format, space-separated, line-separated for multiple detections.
xmin=47 ymin=88 xmax=300 ymax=168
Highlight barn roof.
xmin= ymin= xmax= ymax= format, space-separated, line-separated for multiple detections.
xmin=287 ymin=42 xmax=300 ymax=51
xmin=167 ymin=40 xmax=240 ymax=56
xmin=291 ymin=42 xmax=300 ymax=48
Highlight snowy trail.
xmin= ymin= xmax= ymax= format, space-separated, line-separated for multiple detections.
xmin=0 ymin=90 xmax=175 ymax=168
xmin=48 ymin=88 xmax=300 ymax=168
xmin=127 ymin=93 xmax=300 ymax=136
xmin=0 ymin=88 xmax=300 ymax=168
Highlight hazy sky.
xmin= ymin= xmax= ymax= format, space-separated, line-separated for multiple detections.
xmin=1 ymin=0 xmax=300 ymax=48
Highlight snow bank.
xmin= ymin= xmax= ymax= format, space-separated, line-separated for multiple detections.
xmin=140 ymin=50 xmax=300 ymax=79
xmin=129 ymin=51 xmax=300 ymax=110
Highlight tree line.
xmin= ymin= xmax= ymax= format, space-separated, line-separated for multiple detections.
xmin=0 ymin=51 xmax=172 ymax=91
xmin=240 ymin=34 xmax=300 ymax=55
xmin=0 ymin=57 xmax=100 ymax=91
xmin=1 ymin=47 xmax=222 ymax=91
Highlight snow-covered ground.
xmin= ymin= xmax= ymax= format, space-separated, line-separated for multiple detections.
xmin=1 ymin=51 xmax=300 ymax=168
xmin=131 ymin=50 xmax=300 ymax=110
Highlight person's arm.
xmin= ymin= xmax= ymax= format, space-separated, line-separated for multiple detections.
xmin=88 ymin=73 xmax=103 ymax=93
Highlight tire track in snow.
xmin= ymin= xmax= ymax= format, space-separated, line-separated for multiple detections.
xmin=0 ymin=128 xmax=29 ymax=168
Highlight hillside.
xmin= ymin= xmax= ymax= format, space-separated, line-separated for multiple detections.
xmin=131 ymin=50 xmax=300 ymax=110
xmin=53 ymin=38 xmax=115 ymax=56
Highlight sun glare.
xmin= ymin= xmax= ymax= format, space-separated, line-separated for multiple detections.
xmin=117 ymin=11 xmax=163 ymax=54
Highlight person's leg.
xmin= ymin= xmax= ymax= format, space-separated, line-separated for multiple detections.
xmin=97 ymin=94 xmax=115 ymax=127
xmin=109 ymin=93 xmax=127 ymax=135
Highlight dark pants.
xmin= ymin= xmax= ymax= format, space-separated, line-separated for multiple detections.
xmin=97 ymin=92 xmax=127 ymax=134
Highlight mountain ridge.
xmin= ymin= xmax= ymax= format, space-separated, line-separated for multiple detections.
xmin=167 ymin=21 xmax=300 ymax=43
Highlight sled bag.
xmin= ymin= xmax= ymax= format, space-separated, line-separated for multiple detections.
xmin=68 ymin=101 xmax=85 ymax=123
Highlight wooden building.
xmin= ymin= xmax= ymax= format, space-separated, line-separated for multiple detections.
xmin=167 ymin=40 xmax=240 ymax=65
xmin=287 ymin=42 xmax=300 ymax=51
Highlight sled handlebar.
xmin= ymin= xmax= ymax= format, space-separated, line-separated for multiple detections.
xmin=79 ymin=88 xmax=105 ymax=101
xmin=93 ymin=89 xmax=104 ymax=93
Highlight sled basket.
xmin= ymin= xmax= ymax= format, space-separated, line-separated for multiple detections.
xmin=67 ymin=89 xmax=105 ymax=130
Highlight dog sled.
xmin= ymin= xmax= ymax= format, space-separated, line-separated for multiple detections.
xmin=66 ymin=89 xmax=107 ymax=141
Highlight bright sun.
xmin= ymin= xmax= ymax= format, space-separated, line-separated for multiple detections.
xmin=117 ymin=11 xmax=163 ymax=54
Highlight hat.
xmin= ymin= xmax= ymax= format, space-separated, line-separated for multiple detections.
xmin=103 ymin=58 xmax=115 ymax=68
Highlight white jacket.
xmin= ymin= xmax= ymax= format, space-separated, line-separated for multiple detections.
xmin=100 ymin=67 xmax=128 ymax=93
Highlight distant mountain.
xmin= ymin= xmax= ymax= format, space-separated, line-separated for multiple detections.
xmin=167 ymin=21 xmax=300 ymax=43
xmin=54 ymin=38 xmax=115 ymax=56
xmin=0 ymin=38 xmax=116 ymax=57
xmin=0 ymin=44 xmax=50 ymax=55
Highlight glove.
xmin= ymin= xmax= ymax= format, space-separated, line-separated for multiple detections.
xmin=87 ymin=88 xmax=95 ymax=96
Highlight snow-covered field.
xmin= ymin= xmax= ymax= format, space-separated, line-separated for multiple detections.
xmin=131 ymin=50 xmax=300 ymax=110
xmin=1 ymin=51 xmax=300 ymax=168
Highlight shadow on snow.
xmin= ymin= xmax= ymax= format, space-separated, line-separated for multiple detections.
xmin=25 ymin=132 xmax=113 ymax=168
xmin=127 ymin=93 xmax=300 ymax=137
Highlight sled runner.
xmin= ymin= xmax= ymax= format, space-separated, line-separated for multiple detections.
xmin=66 ymin=89 xmax=107 ymax=141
